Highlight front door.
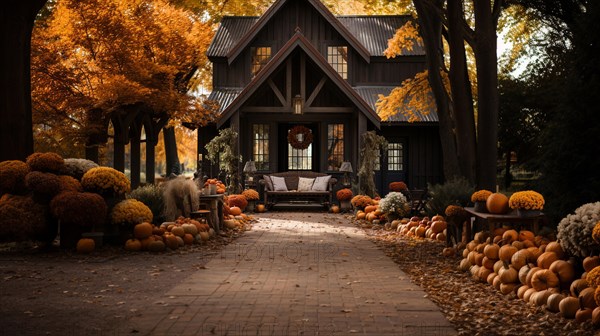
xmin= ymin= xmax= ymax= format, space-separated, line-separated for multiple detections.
xmin=375 ymin=139 xmax=407 ymax=195
xmin=278 ymin=123 xmax=319 ymax=172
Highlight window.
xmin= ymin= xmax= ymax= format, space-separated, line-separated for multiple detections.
xmin=288 ymin=127 xmax=312 ymax=170
xmin=251 ymin=47 xmax=271 ymax=76
xmin=387 ymin=143 xmax=404 ymax=171
xmin=252 ymin=124 xmax=270 ymax=170
xmin=327 ymin=46 xmax=348 ymax=79
xmin=327 ymin=124 xmax=344 ymax=171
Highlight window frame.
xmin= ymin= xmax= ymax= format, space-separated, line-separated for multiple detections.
xmin=251 ymin=123 xmax=270 ymax=171
xmin=250 ymin=46 xmax=272 ymax=77
xmin=326 ymin=45 xmax=349 ymax=80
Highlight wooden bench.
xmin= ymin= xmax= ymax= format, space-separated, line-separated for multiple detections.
xmin=258 ymin=172 xmax=337 ymax=209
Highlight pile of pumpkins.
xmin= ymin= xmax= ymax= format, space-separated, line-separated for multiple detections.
xmin=458 ymin=228 xmax=600 ymax=326
xmin=223 ymin=205 xmax=255 ymax=230
xmin=354 ymin=203 xmax=383 ymax=223
xmin=394 ymin=215 xmax=448 ymax=242
xmin=123 ymin=217 xmax=215 ymax=252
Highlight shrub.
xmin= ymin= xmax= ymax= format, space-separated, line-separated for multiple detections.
xmin=351 ymin=195 xmax=373 ymax=208
xmin=61 ymin=158 xmax=99 ymax=180
xmin=336 ymin=188 xmax=353 ymax=201
xmin=128 ymin=184 xmax=165 ymax=224
xmin=379 ymin=192 xmax=410 ymax=218
xmin=0 ymin=160 xmax=29 ymax=195
xmin=82 ymin=167 xmax=130 ymax=196
xmin=557 ymin=202 xmax=600 ymax=257
xmin=50 ymin=192 xmax=107 ymax=230
xmin=0 ymin=194 xmax=50 ymax=242
xmin=389 ymin=181 xmax=408 ymax=192
xmin=242 ymin=189 xmax=259 ymax=201
xmin=111 ymin=199 xmax=153 ymax=228
xmin=227 ymin=194 xmax=248 ymax=210
xmin=25 ymin=171 xmax=62 ymax=200
xmin=425 ymin=177 xmax=474 ymax=216
xmin=26 ymin=152 xmax=64 ymax=173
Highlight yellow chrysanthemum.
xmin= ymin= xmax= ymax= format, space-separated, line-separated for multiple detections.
xmin=508 ymin=190 xmax=545 ymax=210
xmin=111 ymin=199 xmax=153 ymax=226
xmin=471 ymin=190 xmax=492 ymax=203
xmin=81 ymin=167 xmax=131 ymax=195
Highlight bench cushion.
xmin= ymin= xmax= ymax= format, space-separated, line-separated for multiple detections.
xmin=312 ymin=175 xmax=331 ymax=191
xmin=298 ymin=177 xmax=315 ymax=191
xmin=271 ymin=175 xmax=288 ymax=191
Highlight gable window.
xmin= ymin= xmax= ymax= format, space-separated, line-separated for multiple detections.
xmin=251 ymin=47 xmax=271 ymax=76
xmin=252 ymin=124 xmax=270 ymax=171
xmin=327 ymin=124 xmax=344 ymax=171
xmin=327 ymin=46 xmax=348 ymax=79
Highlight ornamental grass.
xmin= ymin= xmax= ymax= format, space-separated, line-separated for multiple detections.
xmin=336 ymin=188 xmax=353 ymax=201
xmin=471 ymin=189 xmax=492 ymax=203
xmin=508 ymin=190 xmax=545 ymax=210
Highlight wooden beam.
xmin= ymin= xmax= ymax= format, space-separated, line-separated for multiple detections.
xmin=286 ymin=59 xmax=292 ymax=108
xmin=304 ymin=107 xmax=354 ymax=113
xmin=241 ymin=107 xmax=293 ymax=113
xmin=300 ymin=53 xmax=306 ymax=102
xmin=268 ymin=79 xmax=287 ymax=107
xmin=305 ymin=76 xmax=327 ymax=108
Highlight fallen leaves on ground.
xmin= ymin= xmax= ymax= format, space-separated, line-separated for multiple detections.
xmin=353 ymin=217 xmax=595 ymax=336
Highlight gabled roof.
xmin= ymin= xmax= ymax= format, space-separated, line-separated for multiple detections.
xmin=207 ymin=15 xmax=424 ymax=59
xmin=224 ymin=0 xmax=371 ymax=64
xmin=216 ymin=31 xmax=380 ymax=128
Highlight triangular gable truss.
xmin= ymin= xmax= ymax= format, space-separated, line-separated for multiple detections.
xmin=217 ymin=31 xmax=380 ymax=128
xmin=225 ymin=0 xmax=371 ymax=64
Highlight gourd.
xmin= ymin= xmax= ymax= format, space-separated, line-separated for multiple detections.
xmin=584 ymin=256 xmax=600 ymax=272
xmin=537 ymin=251 xmax=558 ymax=269
xmin=576 ymin=297 xmax=593 ymax=323
xmin=511 ymin=249 xmax=533 ymax=270
xmin=183 ymin=233 xmax=194 ymax=245
xmin=124 ymin=239 xmax=142 ymax=251
xmin=518 ymin=230 xmax=535 ymax=242
xmin=502 ymin=229 xmax=518 ymax=243
xmin=559 ymin=296 xmax=580 ymax=319
xmin=518 ymin=264 xmax=534 ymax=285
xmin=148 ymin=240 xmax=166 ymax=252
xmin=546 ymin=293 xmax=565 ymax=313
xmin=592 ymin=307 xmax=600 ymax=328
xmin=579 ymin=287 xmax=597 ymax=309
xmin=486 ymin=193 xmax=509 ymax=214
xmin=571 ymin=279 xmax=589 ymax=297
xmin=171 ymin=226 xmax=185 ymax=237
xmin=499 ymin=245 xmax=518 ymax=262
xmin=229 ymin=206 xmax=242 ymax=216
xmin=431 ymin=220 xmax=447 ymax=234
xmin=255 ymin=204 xmax=265 ymax=212
xmin=458 ymin=259 xmax=471 ymax=271
xmin=133 ymin=222 xmax=153 ymax=239
xmin=76 ymin=238 xmax=95 ymax=253
xmin=330 ymin=205 xmax=340 ymax=213
xmin=164 ymin=234 xmax=179 ymax=250
xmin=549 ymin=260 xmax=575 ymax=285
xmin=531 ymin=269 xmax=559 ymax=291
xmin=498 ymin=262 xmax=518 ymax=284
xmin=517 ymin=285 xmax=530 ymax=299
xmin=364 ymin=205 xmax=377 ymax=213
xmin=544 ymin=241 xmax=565 ymax=259
xmin=483 ymin=243 xmax=500 ymax=260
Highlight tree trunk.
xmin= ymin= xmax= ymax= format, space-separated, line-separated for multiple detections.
xmin=163 ymin=126 xmax=180 ymax=176
xmin=413 ymin=0 xmax=461 ymax=180
xmin=474 ymin=0 xmax=500 ymax=190
xmin=447 ymin=0 xmax=477 ymax=184
xmin=0 ymin=1 xmax=47 ymax=161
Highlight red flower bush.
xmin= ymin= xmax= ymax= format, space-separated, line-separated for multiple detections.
xmin=389 ymin=181 xmax=408 ymax=192
xmin=0 ymin=194 xmax=49 ymax=242
xmin=351 ymin=195 xmax=373 ymax=208
xmin=336 ymin=188 xmax=353 ymax=201
xmin=25 ymin=171 xmax=62 ymax=200
xmin=58 ymin=175 xmax=82 ymax=193
xmin=50 ymin=192 xmax=107 ymax=230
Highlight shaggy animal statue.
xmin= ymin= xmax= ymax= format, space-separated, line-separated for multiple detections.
xmin=163 ymin=177 xmax=200 ymax=220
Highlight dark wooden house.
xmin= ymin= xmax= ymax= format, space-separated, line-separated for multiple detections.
xmin=200 ymin=0 xmax=443 ymax=195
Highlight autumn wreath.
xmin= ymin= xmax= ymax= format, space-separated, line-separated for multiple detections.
xmin=287 ymin=125 xmax=313 ymax=150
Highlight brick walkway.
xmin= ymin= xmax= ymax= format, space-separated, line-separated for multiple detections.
xmin=129 ymin=212 xmax=456 ymax=336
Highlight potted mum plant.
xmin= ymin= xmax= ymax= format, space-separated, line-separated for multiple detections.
xmin=508 ymin=190 xmax=545 ymax=217
xmin=471 ymin=189 xmax=492 ymax=213
xmin=336 ymin=188 xmax=353 ymax=212
xmin=378 ymin=192 xmax=410 ymax=221
xmin=242 ymin=189 xmax=260 ymax=212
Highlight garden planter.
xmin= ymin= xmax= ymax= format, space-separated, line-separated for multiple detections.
xmin=517 ymin=209 xmax=541 ymax=217
xmin=474 ymin=201 xmax=487 ymax=213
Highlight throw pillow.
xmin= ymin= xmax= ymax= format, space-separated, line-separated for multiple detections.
xmin=297 ymin=177 xmax=315 ymax=191
xmin=271 ymin=176 xmax=288 ymax=191
xmin=263 ymin=175 xmax=274 ymax=191
xmin=312 ymin=175 xmax=331 ymax=191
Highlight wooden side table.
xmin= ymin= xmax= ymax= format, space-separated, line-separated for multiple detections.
xmin=464 ymin=207 xmax=544 ymax=240
xmin=198 ymin=194 xmax=224 ymax=232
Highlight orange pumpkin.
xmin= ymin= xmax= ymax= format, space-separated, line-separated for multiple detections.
xmin=584 ymin=256 xmax=600 ymax=272
xmin=486 ymin=193 xmax=509 ymax=214
xmin=364 ymin=205 xmax=377 ymax=214
xmin=134 ymin=222 xmax=153 ymax=239
xmin=531 ymin=269 xmax=560 ymax=291
xmin=124 ymin=238 xmax=142 ymax=251
xmin=544 ymin=241 xmax=565 ymax=259
xmin=229 ymin=206 xmax=242 ymax=216
xmin=76 ymin=238 xmax=95 ymax=253
xmin=537 ymin=251 xmax=558 ymax=269
xmin=330 ymin=205 xmax=340 ymax=213
xmin=256 ymin=204 xmax=265 ymax=213
xmin=356 ymin=212 xmax=366 ymax=220
xmin=518 ymin=230 xmax=535 ymax=242
xmin=549 ymin=260 xmax=575 ymax=285
xmin=431 ymin=220 xmax=447 ymax=234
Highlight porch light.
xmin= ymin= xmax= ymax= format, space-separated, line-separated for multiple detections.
xmin=293 ymin=94 xmax=303 ymax=115
xmin=339 ymin=161 xmax=353 ymax=187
